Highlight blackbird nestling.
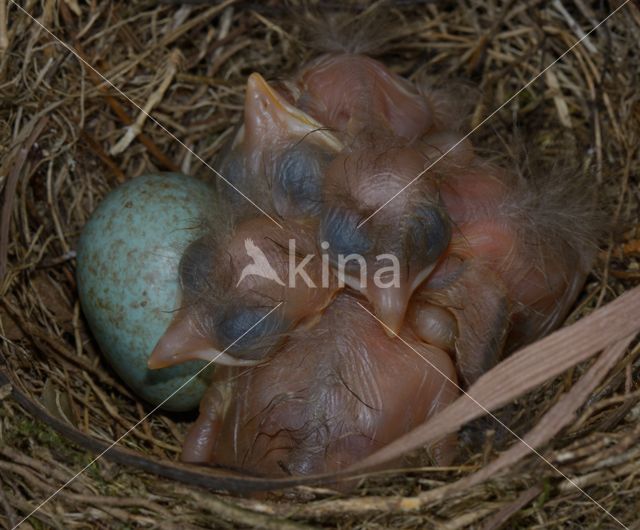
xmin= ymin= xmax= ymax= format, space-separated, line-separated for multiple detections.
xmin=147 ymin=41 xmax=598 ymax=477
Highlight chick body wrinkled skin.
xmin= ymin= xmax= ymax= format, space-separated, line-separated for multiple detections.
xmin=148 ymin=52 xmax=597 ymax=477
xmin=181 ymin=293 xmax=460 ymax=475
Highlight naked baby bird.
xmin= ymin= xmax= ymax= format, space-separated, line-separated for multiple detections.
xmin=148 ymin=46 xmax=597 ymax=477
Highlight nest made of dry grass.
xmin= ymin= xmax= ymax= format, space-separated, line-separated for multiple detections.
xmin=1 ymin=1 xmax=640 ymax=528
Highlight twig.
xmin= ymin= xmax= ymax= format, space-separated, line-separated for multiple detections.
xmin=80 ymin=130 xmax=126 ymax=183
xmin=0 ymin=0 xmax=8 ymax=51
xmin=0 ymin=481 xmax=19 ymax=529
xmin=479 ymin=485 xmax=543 ymax=530
xmin=81 ymin=59 xmax=180 ymax=172
xmin=48 ymin=12 xmax=180 ymax=173
xmin=1 ymin=298 xmax=132 ymax=396
xmin=552 ymin=0 xmax=598 ymax=53
xmin=0 ymin=116 xmax=48 ymax=283
xmin=458 ymin=335 xmax=634 ymax=491
xmin=180 ymin=489 xmax=319 ymax=530
xmin=110 ymin=49 xmax=182 ymax=156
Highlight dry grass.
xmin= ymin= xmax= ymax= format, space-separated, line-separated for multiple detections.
xmin=1 ymin=0 xmax=639 ymax=528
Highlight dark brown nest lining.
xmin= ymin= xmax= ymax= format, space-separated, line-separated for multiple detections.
xmin=1 ymin=1 xmax=640 ymax=528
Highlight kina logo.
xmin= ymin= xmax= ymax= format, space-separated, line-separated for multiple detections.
xmin=236 ymin=238 xmax=285 ymax=287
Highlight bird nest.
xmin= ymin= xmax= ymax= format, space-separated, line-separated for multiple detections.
xmin=1 ymin=1 xmax=640 ymax=528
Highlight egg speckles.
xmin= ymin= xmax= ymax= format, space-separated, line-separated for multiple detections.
xmin=76 ymin=173 xmax=216 ymax=411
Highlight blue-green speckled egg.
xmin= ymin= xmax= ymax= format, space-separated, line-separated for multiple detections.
xmin=77 ymin=173 xmax=215 ymax=411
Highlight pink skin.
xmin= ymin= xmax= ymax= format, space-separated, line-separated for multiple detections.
xmin=410 ymin=163 xmax=593 ymax=384
xmin=321 ymin=144 xmax=446 ymax=332
xmin=148 ymin=218 xmax=339 ymax=369
xmin=297 ymin=54 xmax=433 ymax=140
xmin=181 ymin=294 xmax=459 ymax=476
xmin=219 ymin=218 xmax=338 ymax=320
xmin=148 ymin=54 xmax=594 ymax=476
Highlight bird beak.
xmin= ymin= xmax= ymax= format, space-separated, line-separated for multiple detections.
xmin=243 ymin=72 xmax=342 ymax=154
xmin=362 ymin=263 xmax=438 ymax=336
xmin=148 ymin=310 xmax=259 ymax=369
xmin=366 ymin=284 xmax=412 ymax=336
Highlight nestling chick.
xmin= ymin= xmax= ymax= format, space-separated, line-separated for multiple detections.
xmin=180 ymin=293 xmax=460 ymax=475
xmin=149 ymin=42 xmax=598 ymax=477
xmin=148 ymin=216 xmax=338 ymax=367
